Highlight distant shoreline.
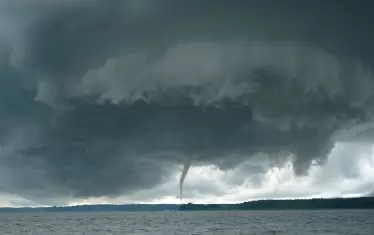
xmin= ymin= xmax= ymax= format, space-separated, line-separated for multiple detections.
xmin=180 ymin=197 xmax=374 ymax=211
xmin=1 ymin=197 xmax=373 ymax=212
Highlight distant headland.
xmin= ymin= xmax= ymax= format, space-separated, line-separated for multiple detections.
xmin=0 ymin=197 xmax=373 ymax=212
xmin=180 ymin=197 xmax=374 ymax=211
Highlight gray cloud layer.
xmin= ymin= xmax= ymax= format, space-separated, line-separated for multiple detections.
xmin=1 ymin=0 xmax=374 ymax=203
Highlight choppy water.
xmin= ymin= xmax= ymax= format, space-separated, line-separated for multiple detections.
xmin=0 ymin=210 xmax=373 ymax=234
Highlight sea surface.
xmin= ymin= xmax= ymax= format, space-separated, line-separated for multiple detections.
xmin=0 ymin=210 xmax=373 ymax=234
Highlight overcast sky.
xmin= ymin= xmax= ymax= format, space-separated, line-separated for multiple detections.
xmin=1 ymin=0 xmax=374 ymax=207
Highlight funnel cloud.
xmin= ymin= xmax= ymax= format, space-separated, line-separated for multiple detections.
xmin=0 ymin=0 xmax=374 ymax=205
xmin=180 ymin=157 xmax=192 ymax=204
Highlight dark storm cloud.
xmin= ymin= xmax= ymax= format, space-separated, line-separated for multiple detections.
xmin=1 ymin=0 xmax=374 ymax=202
